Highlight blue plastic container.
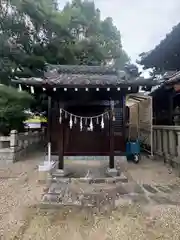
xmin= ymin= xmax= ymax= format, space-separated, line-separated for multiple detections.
xmin=126 ymin=141 xmax=140 ymax=155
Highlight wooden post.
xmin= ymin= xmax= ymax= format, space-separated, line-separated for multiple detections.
xmin=169 ymin=91 xmax=174 ymax=125
xmin=58 ymin=103 xmax=64 ymax=170
xmin=122 ymin=96 xmax=126 ymax=151
xmin=109 ymin=102 xmax=114 ymax=169
xmin=47 ymin=96 xmax=51 ymax=163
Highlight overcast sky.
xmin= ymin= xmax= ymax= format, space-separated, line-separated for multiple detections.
xmin=59 ymin=0 xmax=180 ymax=63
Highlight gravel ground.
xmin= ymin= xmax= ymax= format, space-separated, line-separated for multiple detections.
xmin=1 ymin=155 xmax=180 ymax=240
xmin=127 ymin=156 xmax=179 ymax=185
xmin=0 ymin=153 xmax=44 ymax=240
xmin=18 ymin=204 xmax=180 ymax=240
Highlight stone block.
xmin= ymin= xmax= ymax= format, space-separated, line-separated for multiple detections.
xmin=142 ymin=184 xmax=158 ymax=194
xmin=106 ymin=168 xmax=118 ymax=177
xmin=89 ymin=178 xmax=106 ymax=184
xmin=115 ymin=173 xmax=128 ymax=183
xmin=150 ymin=195 xmax=178 ymax=205
xmin=115 ymin=184 xmax=128 ymax=195
xmin=105 ymin=178 xmax=116 ymax=184
xmin=121 ymin=182 xmax=144 ymax=194
xmin=155 ymin=185 xmax=171 ymax=193
xmin=42 ymin=193 xmax=59 ymax=203
xmin=0 ymin=150 xmax=15 ymax=164
xmin=52 ymin=169 xmax=65 ymax=178
xmin=48 ymin=182 xmax=65 ymax=194
xmin=38 ymin=170 xmax=51 ymax=183
xmin=129 ymin=194 xmax=149 ymax=204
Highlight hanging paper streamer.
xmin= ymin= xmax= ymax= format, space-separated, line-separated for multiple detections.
xmin=85 ymin=118 xmax=88 ymax=125
xmin=59 ymin=108 xmax=112 ymax=131
xmin=101 ymin=115 xmax=104 ymax=129
xmin=65 ymin=111 xmax=68 ymax=119
xmin=18 ymin=84 xmax=22 ymax=92
xmin=30 ymin=86 xmax=34 ymax=94
xmin=113 ymin=114 xmax=116 ymax=121
xmin=59 ymin=108 xmax=62 ymax=123
xmin=69 ymin=114 xmax=73 ymax=129
xmin=90 ymin=118 xmax=93 ymax=131
xmin=80 ymin=118 xmax=83 ymax=131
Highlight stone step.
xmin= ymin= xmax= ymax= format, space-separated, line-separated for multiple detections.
xmin=50 ymin=173 xmax=128 ymax=184
xmin=42 ymin=180 xmax=145 ymax=208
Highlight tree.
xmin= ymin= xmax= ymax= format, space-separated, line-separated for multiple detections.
xmin=0 ymin=0 xmax=129 ymax=85
xmin=0 ymin=0 xmax=129 ymax=129
xmin=60 ymin=1 xmax=129 ymax=67
xmin=0 ymin=85 xmax=33 ymax=135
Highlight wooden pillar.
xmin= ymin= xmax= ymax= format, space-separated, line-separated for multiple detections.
xmin=58 ymin=103 xmax=64 ymax=170
xmin=169 ymin=91 xmax=174 ymax=125
xmin=176 ymin=131 xmax=180 ymax=157
xmin=122 ymin=96 xmax=126 ymax=150
xmin=109 ymin=101 xmax=114 ymax=169
xmin=47 ymin=96 xmax=52 ymax=162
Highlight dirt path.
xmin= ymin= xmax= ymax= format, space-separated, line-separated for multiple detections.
xmin=0 ymin=153 xmax=44 ymax=240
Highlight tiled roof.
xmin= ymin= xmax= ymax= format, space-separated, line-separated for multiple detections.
xmin=166 ymin=71 xmax=180 ymax=84
xmin=43 ymin=64 xmax=127 ymax=85
xmin=46 ymin=64 xmax=118 ymax=74
xmin=13 ymin=64 xmax=161 ymax=87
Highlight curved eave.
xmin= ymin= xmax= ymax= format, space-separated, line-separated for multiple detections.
xmin=139 ymin=22 xmax=180 ymax=70
xmin=11 ymin=78 xmax=161 ymax=88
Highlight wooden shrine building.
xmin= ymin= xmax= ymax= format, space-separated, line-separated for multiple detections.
xmin=13 ymin=64 xmax=159 ymax=170
xmin=139 ymin=21 xmax=180 ymax=125
xmin=148 ymin=72 xmax=180 ymax=125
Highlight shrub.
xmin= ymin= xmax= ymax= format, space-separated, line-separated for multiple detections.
xmin=0 ymin=85 xmax=33 ymax=135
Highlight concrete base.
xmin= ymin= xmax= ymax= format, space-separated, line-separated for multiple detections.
xmin=52 ymin=169 xmax=65 ymax=178
xmin=38 ymin=161 xmax=56 ymax=183
xmin=39 ymin=161 xmax=56 ymax=171
xmin=106 ymin=168 xmax=118 ymax=177
xmin=38 ymin=170 xmax=51 ymax=183
xmin=115 ymin=156 xmax=128 ymax=172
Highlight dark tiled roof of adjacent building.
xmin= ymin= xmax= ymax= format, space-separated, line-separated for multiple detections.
xmin=138 ymin=22 xmax=180 ymax=70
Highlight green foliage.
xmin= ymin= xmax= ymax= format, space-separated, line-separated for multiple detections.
xmin=0 ymin=85 xmax=33 ymax=135
xmin=0 ymin=0 xmax=129 ymax=127
xmin=0 ymin=0 xmax=129 ymax=85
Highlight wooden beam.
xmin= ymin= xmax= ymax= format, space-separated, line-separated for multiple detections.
xmin=12 ymin=78 xmax=161 ymax=87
